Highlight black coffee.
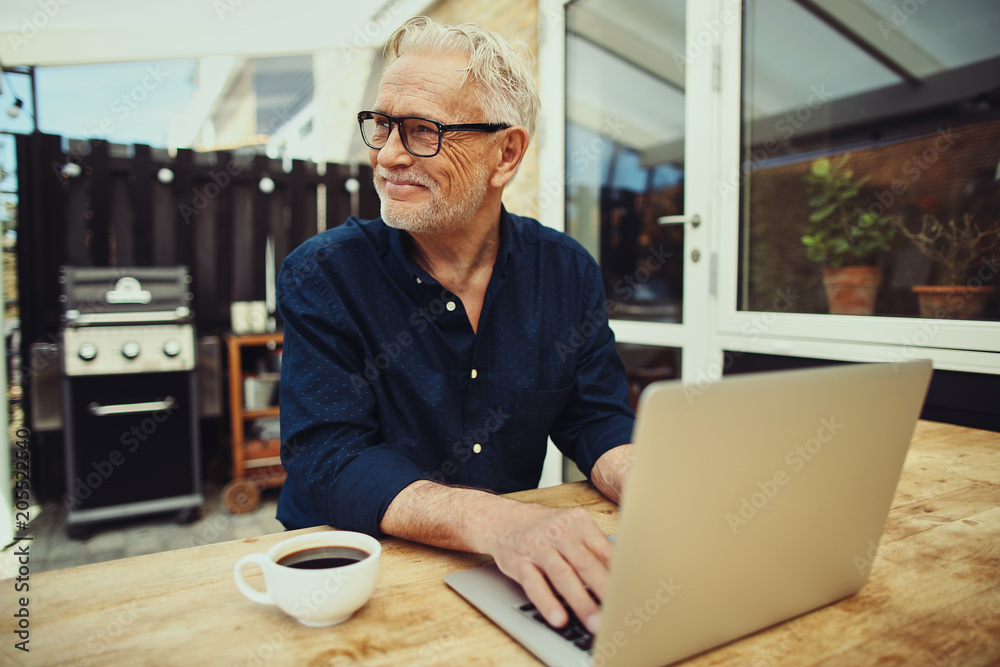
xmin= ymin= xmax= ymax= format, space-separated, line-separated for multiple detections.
xmin=277 ymin=546 xmax=369 ymax=570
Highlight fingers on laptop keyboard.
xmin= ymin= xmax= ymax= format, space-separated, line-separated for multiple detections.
xmin=542 ymin=558 xmax=602 ymax=632
xmin=517 ymin=564 xmax=571 ymax=628
xmin=555 ymin=548 xmax=608 ymax=631
xmin=519 ymin=595 xmax=597 ymax=651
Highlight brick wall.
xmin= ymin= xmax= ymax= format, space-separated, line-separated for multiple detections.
xmin=425 ymin=0 xmax=542 ymax=220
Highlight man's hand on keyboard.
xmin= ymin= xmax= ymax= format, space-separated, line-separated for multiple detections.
xmin=475 ymin=502 xmax=611 ymax=634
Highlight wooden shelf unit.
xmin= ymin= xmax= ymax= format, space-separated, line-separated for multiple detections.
xmin=223 ymin=332 xmax=285 ymax=512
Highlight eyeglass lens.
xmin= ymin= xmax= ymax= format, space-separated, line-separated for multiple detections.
xmin=362 ymin=114 xmax=440 ymax=157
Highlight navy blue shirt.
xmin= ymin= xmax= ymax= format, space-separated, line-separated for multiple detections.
xmin=275 ymin=208 xmax=635 ymax=534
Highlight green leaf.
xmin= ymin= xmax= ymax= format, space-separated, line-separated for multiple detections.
xmin=808 ymin=194 xmax=832 ymax=207
xmin=809 ymin=203 xmax=838 ymax=222
xmin=806 ymin=246 xmax=826 ymax=263
xmin=810 ymin=159 xmax=831 ymax=177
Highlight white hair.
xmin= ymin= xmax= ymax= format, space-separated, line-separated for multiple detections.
xmin=384 ymin=16 xmax=541 ymax=138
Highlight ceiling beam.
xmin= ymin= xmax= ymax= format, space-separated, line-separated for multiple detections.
xmin=791 ymin=0 xmax=938 ymax=86
xmin=568 ymin=5 xmax=685 ymax=92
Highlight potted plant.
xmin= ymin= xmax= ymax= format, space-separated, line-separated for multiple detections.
xmin=891 ymin=214 xmax=1000 ymax=319
xmin=800 ymin=155 xmax=896 ymax=315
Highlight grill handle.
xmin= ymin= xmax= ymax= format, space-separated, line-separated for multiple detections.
xmin=87 ymin=397 xmax=177 ymax=416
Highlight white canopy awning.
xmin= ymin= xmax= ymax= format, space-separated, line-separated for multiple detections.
xmin=0 ymin=0 xmax=431 ymax=67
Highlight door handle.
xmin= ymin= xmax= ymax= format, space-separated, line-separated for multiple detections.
xmin=88 ymin=397 xmax=177 ymax=416
xmin=657 ymin=214 xmax=701 ymax=228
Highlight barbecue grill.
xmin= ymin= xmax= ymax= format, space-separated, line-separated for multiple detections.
xmin=60 ymin=266 xmax=203 ymax=538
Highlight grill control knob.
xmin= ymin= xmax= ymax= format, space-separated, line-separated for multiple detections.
xmin=78 ymin=342 xmax=98 ymax=361
xmin=122 ymin=341 xmax=141 ymax=360
xmin=163 ymin=340 xmax=182 ymax=358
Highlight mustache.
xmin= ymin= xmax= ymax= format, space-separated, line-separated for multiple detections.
xmin=375 ymin=167 xmax=434 ymax=189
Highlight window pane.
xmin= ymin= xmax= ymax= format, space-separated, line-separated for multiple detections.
xmin=740 ymin=0 xmax=1000 ymax=320
xmin=566 ymin=0 xmax=687 ymax=323
xmin=619 ymin=343 xmax=681 ymax=410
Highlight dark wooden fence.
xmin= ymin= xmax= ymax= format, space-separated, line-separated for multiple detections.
xmin=15 ymin=132 xmax=380 ymax=348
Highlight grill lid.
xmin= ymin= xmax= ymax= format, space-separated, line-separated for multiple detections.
xmin=60 ymin=266 xmax=193 ymax=325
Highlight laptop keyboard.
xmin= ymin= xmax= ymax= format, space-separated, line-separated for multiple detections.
xmin=516 ymin=593 xmax=596 ymax=652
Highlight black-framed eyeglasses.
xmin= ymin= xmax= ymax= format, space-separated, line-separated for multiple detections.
xmin=358 ymin=111 xmax=510 ymax=158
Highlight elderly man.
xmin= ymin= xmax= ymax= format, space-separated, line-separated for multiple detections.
xmin=276 ymin=16 xmax=635 ymax=634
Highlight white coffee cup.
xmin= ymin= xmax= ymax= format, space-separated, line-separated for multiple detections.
xmin=233 ymin=531 xmax=381 ymax=627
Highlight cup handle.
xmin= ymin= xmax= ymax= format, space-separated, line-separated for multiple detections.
xmin=233 ymin=554 xmax=275 ymax=605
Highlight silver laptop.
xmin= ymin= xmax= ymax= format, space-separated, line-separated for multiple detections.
xmin=445 ymin=359 xmax=933 ymax=667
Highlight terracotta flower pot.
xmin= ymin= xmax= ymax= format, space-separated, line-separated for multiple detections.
xmin=911 ymin=285 xmax=996 ymax=319
xmin=822 ymin=266 xmax=882 ymax=316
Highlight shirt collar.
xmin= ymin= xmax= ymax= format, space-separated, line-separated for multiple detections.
xmin=497 ymin=205 xmax=514 ymax=276
xmin=386 ymin=221 xmax=428 ymax=283
xmin=384 ymin=205 xmax=515 ymax=283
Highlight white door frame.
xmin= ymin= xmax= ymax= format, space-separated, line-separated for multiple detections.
xmin=538 ymin=0 xmax=724 ymax=383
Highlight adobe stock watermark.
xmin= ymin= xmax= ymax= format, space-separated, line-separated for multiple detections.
xmin=6 ymin=0 xmax=73 ymax=54
xmin=23 ymin=271 xmax=133 ymax=382
xmin=556 ymin=308 xmax=610 ymax=364
xmin=51 ymin=66 xmax=172 ymax=182
xmin=862 ymin=126 xmax=959 ymax=221
xmin=338 ymin=1 xmax=411 ymax=66
xmin=238 ymin=567 xmax=358 ymax=667
xmin=726 ymin=416 xmax=844 ymax=535
xmin=587 ymin=577 xmax=683 ymax=667
xmin=177 ymin=106 xmax=291 ymax=223
xmin=349 ymin=285 xmax=472 ymax=396
xmin=61 ymin=400 xmax=180 ymax=509
xmin=72 ymin=601 xmax=140 ymax=667
xmin=425 ymin=406 xmax=511 ymax=484
xmin=556 ymin=243 xmax=674 ymax=363
xmin=348 ymin=330 xmax=415 ymax=396
xmin=683 ymin=287 xmax=800 ymax=403
xmin=608 ymin=245 xmax=674 ymax=305
xmin=536 ymin=115 xmax=628 ymax=213
xmin=213 ymin=0 xmax=244 ymax=21
xmin=670 ymin=0 xmax=744 ymax=70
xmin=886 ymin=254 xmax=999 ymax=369
xmin=925 ymin=588 xmax=1000 ymax=666
xmin=718 ymin=83 xmax=832 ymax=202
xmin=745 ymin=623 xmax=807 ymax=667
xmin=412 ymin=618 xmax=478 ymax=667
xmin=876 ymin=0 xmax=931 ymax=40
xmin=177 ymin=160 xmax=243 ymax=224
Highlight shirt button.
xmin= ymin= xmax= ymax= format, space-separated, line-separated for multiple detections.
xmin=416 ymin=277 xmax=423 ymax=284
xmin=473 ymin=443 xmax=482 ymax=454
xmin=471 ymin=369 xmax=478 ymax=379
xmin=446 ymin=301 xmax=456 ymax=311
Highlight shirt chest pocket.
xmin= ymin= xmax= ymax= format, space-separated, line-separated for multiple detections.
xmin=500 ymin=383 xmax=575 ymax=477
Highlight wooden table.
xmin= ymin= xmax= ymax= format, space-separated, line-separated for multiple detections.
xmin=3 ymin=421 xmax=999 ymax=666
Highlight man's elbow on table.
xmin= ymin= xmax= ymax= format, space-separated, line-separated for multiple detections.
xmin=590 ymin=443 xmax=634 ymax=505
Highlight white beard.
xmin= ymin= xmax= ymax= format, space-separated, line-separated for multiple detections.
xmin=375 ymin=164 xmax=490 ymax=237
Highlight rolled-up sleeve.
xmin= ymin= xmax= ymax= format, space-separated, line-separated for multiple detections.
xmin=276 ymin=248 xmax=427 ymax=535
xmin=550 ymin=261 xmax=636 ymax=477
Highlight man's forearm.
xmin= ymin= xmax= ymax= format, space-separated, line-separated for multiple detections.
xmin=590 ymin=443 xmax=633 ymax=504
xmin=380 ymin=477 xmax=614 ymax=632
xmin=379 ymin=479 xmax=518 ymax=553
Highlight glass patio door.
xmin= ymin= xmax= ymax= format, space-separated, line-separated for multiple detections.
xmin=542 ymin=0 xmax=722 ymax=395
